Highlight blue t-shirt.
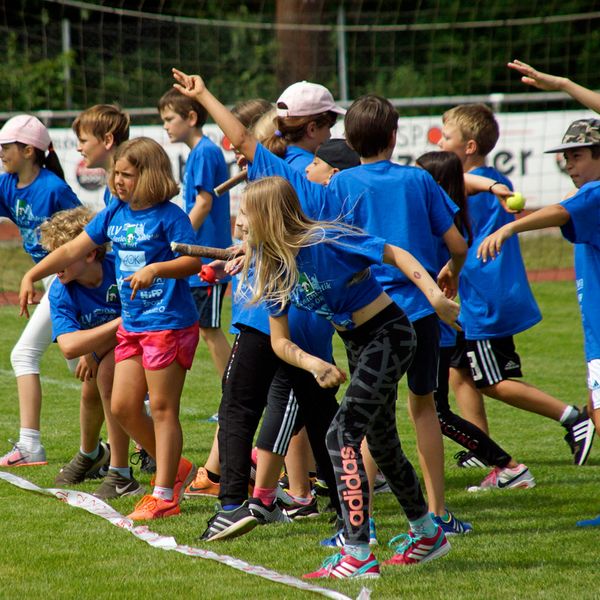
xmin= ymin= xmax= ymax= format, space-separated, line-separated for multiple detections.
xmin=560 ymin=181 xmax=600 ymax=361
xmin=327 ymin=161 xmax=457 ymax=321
xmin=49 ymin=253 xmax=121 ymax=340
xmin=183 ymin=136 xmax=232 ymax=287
xmin=0 ymin=169 xmax=81 ymax=263
xmin=284 ymin=145 xmax=314 ymax=174
xmin=84 ymin=199 xmax=199 ymax=332
xmin=231 ymin=271 xmax=334 ymax=362
xmin=103 ymin=186 xmax=119 ymax=207
xmin=268 ymin=229 xmax=385 ymax=329
xmin=460 ymin=166 xmax=541 ymax=339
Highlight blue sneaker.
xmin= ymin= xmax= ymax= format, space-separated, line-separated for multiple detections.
xmin=320 ymin=518 xmax=378 ymax=547
xmin=320 ymin=528 xmax=345 ymax=547
xmin=576 ymin=514 xmax=600 ymax=527
xmin=433 ymin=510 xmax=473 ymax=535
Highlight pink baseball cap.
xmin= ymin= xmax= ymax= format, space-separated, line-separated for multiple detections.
xmin=276 ymin=81 xmax=346 ymax=118
xmin=0 ymin=115 xmax=52 ymax=151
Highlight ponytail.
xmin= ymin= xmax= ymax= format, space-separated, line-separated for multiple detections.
xmin=33 ymin=144 xmax=65 ymax=181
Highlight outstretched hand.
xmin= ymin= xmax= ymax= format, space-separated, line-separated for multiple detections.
xmin=507 ymin=60 xmax=565 ymax=92
xmin=431 ymin=293 xmax=461 ymax=331
xmin=172 ymin=68 xmax=206 ymax=99
xmin=477 ymin=225 xmax=514 ymax=262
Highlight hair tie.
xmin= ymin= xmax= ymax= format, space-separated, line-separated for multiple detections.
xmin=274 ymin=130 xmax=283 ymax=138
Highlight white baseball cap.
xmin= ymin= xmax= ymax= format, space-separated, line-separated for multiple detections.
xmin=276 ymin=81 xmax=346 ymax=118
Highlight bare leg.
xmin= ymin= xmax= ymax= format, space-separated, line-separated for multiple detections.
xmin=16 ymin=375 xmax=43 ymax=431
xmin=408 ymin=391 xmax=446 ymax=516
xmin=79 ymin=379 xmax=105 ymax=453
xmin=285 ymin=427 xmax=313 ymax=498
xmin=145 ymin=361 xmax=187 ymax=489
xmin=255 ymin=448 xmax=286 ymax=489
xmin=482 ymin=379 xmax=566 ymax=420
xmin=450 ymin=367 xmax=490 ymax=433
xmin=201 ymin=327 xmax=231 ymax=377
xmin=204 ymin=427 xmax=221 ymax=474
xmin=96 ymin=351 xmax=130 ymax=469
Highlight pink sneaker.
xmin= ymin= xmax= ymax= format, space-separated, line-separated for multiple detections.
xmin=303 ymin=549 xmax=380 ymax=580
xmin=0 ymin=442 xmax=47 ymax=467
xmin=470 ymin=464 xmax=536 ymax=492
xmin=384 ymin=526 xmax=450 ymax=566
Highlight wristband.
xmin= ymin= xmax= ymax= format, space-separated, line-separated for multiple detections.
xmin=488 ymin=181 xmax=500 ymax=192
xmin=91 ymin=352 xmax=101 ymax=364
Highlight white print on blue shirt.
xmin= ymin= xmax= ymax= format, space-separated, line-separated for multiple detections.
xmin=118 ymin=250 xmax=146 ymax=272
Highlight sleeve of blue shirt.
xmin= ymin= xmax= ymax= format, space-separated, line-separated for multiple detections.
xmin=191 ymin=145 xmax=219 ymax=196
xmin=54 ymin=180 xmax=82 ymax=211
xmin=48 ymin=279 xmax=81 ymax=341
xmin=560 ymin=184 xmax=600 ymax=249
xmin=248 ymin=143 xmax=335 ymax=220
xmin=423 ymin=173 xmax=459 ymax=236
xmin=164 ymin=205 xmax=199 ymax=249
xmin=85 ymin=202 xmax=117 ymax=245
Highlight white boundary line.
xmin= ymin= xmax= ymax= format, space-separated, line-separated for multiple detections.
xmin=0 ymin=471 xmax=371 ymax=600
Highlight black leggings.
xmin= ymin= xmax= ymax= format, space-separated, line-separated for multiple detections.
xmin=218 ymin=326 xmax=340 ymax=512
xmin=328 ymin=303 xmax=428 ymax=545
xmin=434 ymin=346 xmax=511 ymax=468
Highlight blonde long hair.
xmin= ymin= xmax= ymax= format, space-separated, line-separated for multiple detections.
xmin=241 ymin=176 xmax=362 ymax=309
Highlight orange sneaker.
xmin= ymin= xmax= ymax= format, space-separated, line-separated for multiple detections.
xmin=173 ymin=456 xmax=196 ymax=504
xmin=127 ymin=494 xmax=180 ymax=521
xmin=185 ymin=466 xmax=220 ymax=497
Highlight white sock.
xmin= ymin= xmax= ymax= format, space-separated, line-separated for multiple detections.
xmin=80 ymin=444 xmax=100 ymax=460
xmin=152 ymin=486 xmax=173 ymax=501
xmin=344 ymin=543 xmax=371 ymax=560
xmin=19 ymin=428 xmax=41 ymax=451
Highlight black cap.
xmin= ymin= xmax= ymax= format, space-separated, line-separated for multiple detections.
xmin=316 ymin=138 xmax=360 ymax=171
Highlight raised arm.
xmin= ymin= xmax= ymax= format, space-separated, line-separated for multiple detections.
xmin=383 ymin=244 xmax=461 ymax=329
xmin=269 ymin=314 xmax=347 ymax=388
xmin=508 ymin=59 xmax=600 ymax=114
xmin=172 ymin=68 xmax=258 ymax=162
xmin=477 ymin=204 xmax=571 ymax=262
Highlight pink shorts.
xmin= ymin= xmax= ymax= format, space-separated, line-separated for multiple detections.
xmin=115 ymin=323 xmax=199 ymax=370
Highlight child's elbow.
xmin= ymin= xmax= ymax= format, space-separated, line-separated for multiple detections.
xmin=57 ymin=338 xmax=80 ymax=360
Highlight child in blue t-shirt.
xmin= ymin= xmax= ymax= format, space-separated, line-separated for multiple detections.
xmin=440 ymin=103 xmax=595 ymax=467
xmin=158 ymin=88 xmax=232 ymax=382
xmin=19 ymin=137 xmax=201 ymax=521
xmin=39 ymin=206 xmax=143 ymax=499
xmin=479 ymin=118 xmax=600 ymax=516
xmin=72 ymin=104 xmax=130 ymax=207
xmin=262 ymin=80 xmax=345 ymax=174
xmin=171 ymin=69 xmax=472 ymax=532
xmin=0 ymin=115 xmax=81 ymax=469
xmin=237 ymin=175 xmax=461 ymax=579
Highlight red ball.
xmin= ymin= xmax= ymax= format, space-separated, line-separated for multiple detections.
xmin=200 ymin=265 xmax=217 ymax=283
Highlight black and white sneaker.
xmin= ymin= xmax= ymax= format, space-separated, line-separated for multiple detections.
xmin=248 ymin=498 xmax=292 ymax=524
xmin=282 ymin=496 xmax=319 ymax=520
xmin=200 ymin=501 xmax=258 ymax=541
xmin=564 ymin=407 xmax=596 ymax=466
xmin=454 ymin=450 xmax=489 ymax=469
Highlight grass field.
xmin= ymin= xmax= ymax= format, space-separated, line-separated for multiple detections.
xmin=0 ymin=279 xmax=598 ymax=600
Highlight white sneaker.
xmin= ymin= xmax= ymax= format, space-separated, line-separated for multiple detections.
xmin=0 ymin=441 xmax=47 ymax=467
xmin=468 ymin=463 xmax=535 ymax=492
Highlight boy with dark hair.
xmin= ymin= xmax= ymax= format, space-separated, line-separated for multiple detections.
xmin=326 ymin=93 xmax=471 ymax=536
xmin=439 ymin=104 xmax=595 ymax=470
xmin=158 ymin=88 xmax=232 ymax=382
xmin=479 ymin=118 xmax=600 ymax=516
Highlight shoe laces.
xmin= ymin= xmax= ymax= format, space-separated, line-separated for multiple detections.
xmin=482 ymin=467 xmax=501 ymax=485
xmin=388 ymin=531 xmax=419 ymax=553
xmin=321 ymin=552 xmax=344 ymax=573
xmin=2 ymin=440 xmax=22 ymax=458
xmin=134 ymin=495 xmax=158 ymax=512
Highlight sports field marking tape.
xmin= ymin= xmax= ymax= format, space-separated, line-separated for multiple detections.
xmin=0 ymin=471 xmax=371 ymax=600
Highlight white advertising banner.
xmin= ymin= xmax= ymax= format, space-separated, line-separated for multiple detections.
xmin=47 ymin=108 xmax=595 ymax=213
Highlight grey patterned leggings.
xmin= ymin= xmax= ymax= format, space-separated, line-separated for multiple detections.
xmin=327 ymin=302 xmax=428 ymax=545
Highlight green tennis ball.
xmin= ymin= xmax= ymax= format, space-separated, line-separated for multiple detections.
xmin=507 ymin=192 xmax=526 ymax=211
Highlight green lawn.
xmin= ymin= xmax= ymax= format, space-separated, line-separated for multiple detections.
xmin=0 ymin=280 xmax=598 ymax=600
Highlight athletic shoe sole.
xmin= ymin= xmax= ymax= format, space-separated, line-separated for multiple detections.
xmin=204 ymin=516 xmax=258 ymax=541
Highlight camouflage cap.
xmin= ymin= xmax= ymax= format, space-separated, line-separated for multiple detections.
xmin=545 ymin=118 xmax=600 ymax=153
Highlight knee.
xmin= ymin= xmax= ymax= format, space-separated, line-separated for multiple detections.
xmin=11 ymin=342 xmax=44 ymax=376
